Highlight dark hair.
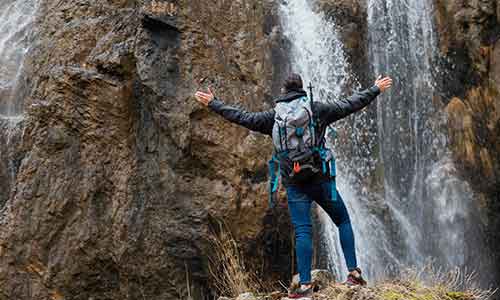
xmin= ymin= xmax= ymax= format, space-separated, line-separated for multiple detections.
xmin=283 ymin=73 xmax=303 ymax=92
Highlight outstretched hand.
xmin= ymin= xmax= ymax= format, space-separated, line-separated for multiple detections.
xmin=195 ymin=87 xmax=215 ymax=106
xmin=375 ymin=75 xmax=393 ymax=93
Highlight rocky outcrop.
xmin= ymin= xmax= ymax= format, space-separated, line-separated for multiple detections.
xmin=316 ymin=0 xmax=370 ymax=86
xmin=1 ymin=0 xmax=499 ymax=299
xmin=0 ymin=120 xmax=23 ymax=208
xmin=216 ymin=269 xmax=483 ymax=300
xmin=314 ymin=0 xmax=500 ymax=287
xmin=0 ymin=0 xmax=293 ymax=299
xmin=434 ymin=0 xmax=500 ymax=281
xmin=321 ymin=0 xmax=500 ymax=285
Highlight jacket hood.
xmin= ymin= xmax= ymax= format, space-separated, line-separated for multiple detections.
xmin=275 ymin=89 xmax=308 ymax=103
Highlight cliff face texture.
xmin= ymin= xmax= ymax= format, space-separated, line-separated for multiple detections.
xmin=0 ymin=0 xmax=291 ymax=299
xmin=434 ymin=0 xmax=500 ymax=278
xmin=0 ymin=0 xmax=499 ymax=299
xmin=319 ymin=0 xmax=500 ymax=281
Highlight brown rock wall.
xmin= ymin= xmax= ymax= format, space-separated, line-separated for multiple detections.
xmin=434 ymin=0 xmax=500 ymax=283
xmin=0 ymin=0 xmax=292 ymax=299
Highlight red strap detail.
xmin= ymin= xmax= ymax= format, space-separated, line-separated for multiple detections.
xmin=293 ymin=162 xmax=301 ymax=173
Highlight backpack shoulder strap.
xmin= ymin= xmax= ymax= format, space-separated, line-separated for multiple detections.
xmin=268 ymin=153 xmax=280 ymax=208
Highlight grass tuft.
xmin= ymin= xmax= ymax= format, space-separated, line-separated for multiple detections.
xmin=317 ymin=266 xmax=495 ymax=300
xmin=208 ymin=223 xmax=263 ymax=298
xmin=207 ymin=234 xmax=495 ymax=300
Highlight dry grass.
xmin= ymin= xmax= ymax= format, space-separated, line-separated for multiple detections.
xmin=207 ymin=231 xmax=496 ymax=300
xmin=317 ymin=266 xmax=496 ymax=300
xmin=208 ymin=224 xmax=263 ymax=298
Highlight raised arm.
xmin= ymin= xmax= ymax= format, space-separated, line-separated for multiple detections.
xmin=195 ymin=88 xmax=275 ymax=135
xmin=318 ymin=76 xmax=393 ymax=125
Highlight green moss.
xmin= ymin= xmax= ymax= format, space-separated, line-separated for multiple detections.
xmin=381 ymin=289 xmax=460 ymax=300
xmin=446 ymin=291 xmax=473 ymax=300
xmin=382 ymin=290 xmax=409 ymax=300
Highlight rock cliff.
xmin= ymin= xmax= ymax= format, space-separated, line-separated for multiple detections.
xmin=0 ymin=0 xmax=292 ymax=299
xmin=434 ymin=0 xmax=500 ymax=281
xmin=318 ymin=0 xmax=500 ymax=285
xmin=0 ymin=0 xmax=499 ymax=299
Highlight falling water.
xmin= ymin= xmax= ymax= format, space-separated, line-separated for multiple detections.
xmin=278 ymin=0 xmax=390 ymax=280
xmin=367 ymin=0 xmax=476 ymax=273
xmin=279 ymin=0 xmax=482 ymax=283
xmin=0 ymin=0 xmax=39 ymax=206
xmin=0 ymin=0 xmax=39 ymax=117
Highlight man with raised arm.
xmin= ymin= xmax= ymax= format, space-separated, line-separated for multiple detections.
xmin=195 ymin=74 xmax=393 ymax=299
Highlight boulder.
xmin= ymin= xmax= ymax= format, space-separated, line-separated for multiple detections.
xmin=291 ymin=269 xmax=336 ymax=291
xmin=490 ymin=39 xmax=500 ymax=88
xmin=0 ymin=0 xmax=291 ymax=299
xmin=236 ymin=292 xmax=258 ymax=300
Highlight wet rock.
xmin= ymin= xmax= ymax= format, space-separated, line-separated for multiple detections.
xmin=236 ymin=292 xmax=258 ymax=300
xmin=268 ymin=291 xmax=287 ymax=300
xmin=0 ymin=0 xmax=288 ymax=299
xmin=316 ymin=0 xmax=370 ymax=86
xmin=1 ymin=0 xmax=499 ymax=299
xmin=435 ymin=0 xmax=499 ymax=79
xmin=434 ymin=0 xmax=500 ymax=282
xmin=498 ymin=0 xmax=500 ymax=23
xmin=0 ymin=118 xmax=24 ymax=207
xmin=311 ymin=269 xmax=336 ymax=290
xmin=291 ymin=269 xmax=335 ymax=291
xmin=46 ymin=126 xmax=70 ymax=150
xmin=490 ymin=39 xmax=500 ymax=86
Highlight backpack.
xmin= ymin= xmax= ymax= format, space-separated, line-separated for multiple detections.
xmin=267 ymin=89 xmax=338 ymax=207
xmin=272 ymin=95 xmax=319 ymax=179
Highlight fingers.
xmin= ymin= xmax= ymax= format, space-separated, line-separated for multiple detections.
xmin=194 ymin=92 xmax=209 ymax=105
xmin=195 ymin=88 xmax=215 ymax=106
xmin=377 ymin=76 xmax=392 ymax=83
xmin=383 ymin=77 xmax=393 ymax=86
xmin=195 ymin=97 xmax=209 ymax=106
xmin=208 ymin=86 xmax=214 ymax=96
xmin=376 ymin=75 xmax=391 ymax=81
xmin=377 ymin=77 xmax=393 ymax=85
xmin=196 ymin=91 xmax=212 ymax=99
xmin=375 ymin=76 xmax=393 ymax=92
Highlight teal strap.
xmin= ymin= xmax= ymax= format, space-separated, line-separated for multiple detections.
xmin=309 ymin=119 xmax=316 ymax=148
xmin=268 ymin=155 xmax=280 ymax=208
xmin=317 ymin=148 xmax=327 ymax=174
xmin=315 ymin=146 xmax=337 ymax=201
xmin=331 ymin=180 xmax=337 ymax=201
xmin=330 ymin=158 xmax=337 ymax=202
xmin=323 ymin=127 xmax=338 ymax=202
xmin=330 ymin=156 xmax=336 ymax=177
xmin=295 ymin=127 xmax=304 ymax=137
xmin=328 ymin=126 xmax=338 ymax=139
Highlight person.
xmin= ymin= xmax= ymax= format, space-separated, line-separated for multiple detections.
xmin=195 ymin=74 xmax=393 ymax=299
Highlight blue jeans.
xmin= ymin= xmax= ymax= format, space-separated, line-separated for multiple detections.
xmin=286 ymin=181 xmax=357 ymax=284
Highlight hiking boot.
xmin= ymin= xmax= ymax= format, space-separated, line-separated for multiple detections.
xmin=288 ymin=285 xmax=314 ymax=299
xmin=344 ymin=267 xmax=367 ymax=286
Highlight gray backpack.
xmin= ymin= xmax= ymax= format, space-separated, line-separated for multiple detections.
xmin=271 ymin=95 xmax=320 ymax=180
xmin=272 ymin=96 xmax=316 ymax=156
xmin=267 ymin=88 xmax=338 ymax=207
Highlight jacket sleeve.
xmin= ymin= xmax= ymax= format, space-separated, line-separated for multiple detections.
xmin=208 ymin=97 xmax=275 ymax=135
xmin=317 ymin=85 xmax=381 ymax=125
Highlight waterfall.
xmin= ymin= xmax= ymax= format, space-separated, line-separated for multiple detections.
xmin=0 ymin=0 xmax=39 ymax=206
xmin=367 ymin=0 xmax=475 ymax=273
xmin=0 ymin=0 xmax=39 ymax=118
xmin=278 ymin=0 xmax=385 ymax=280
xmin=279 ymin=0 xmax=479 ymax=283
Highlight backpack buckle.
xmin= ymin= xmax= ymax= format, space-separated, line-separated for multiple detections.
xmin=293 ymin=161 xmax=301 ymax=173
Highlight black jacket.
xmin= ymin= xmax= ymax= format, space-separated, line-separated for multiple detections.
xmin=208 ymin=85 xmax=381 ymax=186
